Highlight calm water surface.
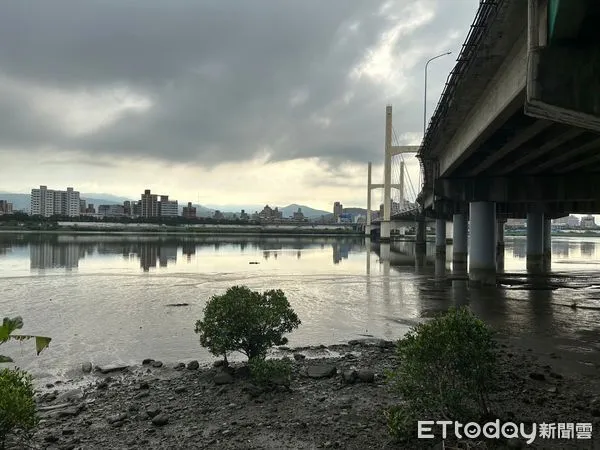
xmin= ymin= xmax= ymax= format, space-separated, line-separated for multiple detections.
xmin=1 ymin=233 xmax=600 ymax=380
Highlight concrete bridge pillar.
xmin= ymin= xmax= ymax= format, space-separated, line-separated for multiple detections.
xmin=452 ymin=213 xmax=468 ymax=266
xmin=435 ymin=219 xmax=446 ymax=256
xmin=526 ymin=212 xmax=545 ymax=271
xmin=380 ymin=221 xmax=391 ymax=242
xmin=415 ymin=216 xmax=426 ymax=251
xmin=543 ymin=218 xmax=552 ymax=270
xmin=469 ymin=202 xmax=496 ymax=285
xmin=496 ymin=219 xmax=505 ymax=253
xmin=496 ymin=219 xmax=506 ymax=272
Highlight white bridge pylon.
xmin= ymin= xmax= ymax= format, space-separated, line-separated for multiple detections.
xmin=366 ymin=105 xmax=419 ymax=238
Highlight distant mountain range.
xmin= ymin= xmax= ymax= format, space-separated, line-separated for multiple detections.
xmin=0 ymin=192 xmax=345 ymax=219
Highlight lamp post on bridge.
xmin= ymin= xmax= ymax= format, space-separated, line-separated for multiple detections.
xmin=423 ymin=51 xmax=452 ymax=136
xmin=421 ymin=51 xmax=452 ymax=187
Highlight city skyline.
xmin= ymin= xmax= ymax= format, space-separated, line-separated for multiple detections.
xmin=0 ymin=1 xmax=479 ymax=211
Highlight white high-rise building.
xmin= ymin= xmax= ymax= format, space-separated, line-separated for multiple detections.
xmin=159 ymin=195 xmax=178 ymax=217
xmin=31 ymin=186 xmax=81 ymax=217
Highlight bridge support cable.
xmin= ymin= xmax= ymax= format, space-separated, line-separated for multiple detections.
xmin=392 ymin=126 xmax=418 ymax=202
xmin=391 ymin=126 xmax=420 ymax=215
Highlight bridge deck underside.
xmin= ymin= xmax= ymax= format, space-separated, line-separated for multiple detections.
xmin=449 ymin=110 xmax=600 ymax=177
xmin=436 ymin=107 xmax=600 ymax=217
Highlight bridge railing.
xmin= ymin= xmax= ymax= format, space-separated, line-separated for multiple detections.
xmin=419 ymin=0 xmax=504 ymax=157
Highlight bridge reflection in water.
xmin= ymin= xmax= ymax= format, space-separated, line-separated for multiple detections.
xmin=367 ymin=238 xmax=446 ymax=278
xmin=366 ymin=236 xmax=600 ymax=376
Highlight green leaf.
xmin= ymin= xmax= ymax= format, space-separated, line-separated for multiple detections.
xmin=0 ymin=354 xmax=14 ymax=363
xmin=35 ymin=336 xmax=52 ymax=355
xmin=0 ymin=316 xmax=24 ymax=342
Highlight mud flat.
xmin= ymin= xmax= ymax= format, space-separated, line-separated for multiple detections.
xmin=12 ymin=337 xmax=600 ymax=449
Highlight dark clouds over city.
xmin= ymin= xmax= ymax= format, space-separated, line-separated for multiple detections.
xmin=0 ymin=0 xmax=478 ymax=208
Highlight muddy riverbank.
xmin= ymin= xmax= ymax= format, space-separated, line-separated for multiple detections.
xmin=8 ymin=336 xmax=598 ymax=449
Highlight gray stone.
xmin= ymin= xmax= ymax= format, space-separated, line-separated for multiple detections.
xmin=138 ymin=381 xmax=150 ymax=390
xmin=96 ymin=364 xmax=129 ymax=374
xmin=307 ymin=364 xmax=337 ymax=379
xmin=146 ymin=405 xmax=162 ymax=418
xmin=245 ymin=384 xmax=263 ymax=398
xmin=214 ymin=372 xmax=234 ymax=385
xmin=107 ymin=413 xmax=127 ymax=424
xmin=529 ymin=372 xmax=545 ymax=381
xmin=342 ymin=370 xmax=358 ymax=384
xmin=38 ymin=403 xmax=73 ymax=412
xmin=151 ymin=360 xmax=163 ymax=368
xmin=293 ymin=353 xmax=306 ymax=361
xmin=357 ymin=369 xmax=375 ymax=383
xmin=187 ymin=360 xmax=200 ymax=370
xmin=213 ymin=360 xmax=226 ymax=368
xmin=151 ymin=413 xmax=169 ymax=426
xmin=44 ymin=434 xmax=59 ymax=443
xmin=142 ymin=359 xmax=154 ymax=365
xmin=174 ymin=386 xmax=187 ymax=394
xmin=173 ymin=362 xmax=186 ymax=370
xmin=57 ymin=406 xmax=82 ymax=418
xmin=41 ymin=392 xmax=58 ymax=403
xmin=81 ymin=362 xmax=93 ymax=373
xmin=56 ymin=389 xmax=84 ymax=404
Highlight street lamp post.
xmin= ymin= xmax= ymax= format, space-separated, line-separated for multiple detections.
xmin=423 ymin=51 xmax=452 ymax=137
xmin=420 ymin=51 xmax=452 ymax=188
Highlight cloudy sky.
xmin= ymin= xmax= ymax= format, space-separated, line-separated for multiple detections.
xmin=0 ymin=0 xmax=478 ymax=211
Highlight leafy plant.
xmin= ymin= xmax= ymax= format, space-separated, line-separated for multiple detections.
xmin=249 ymin=357 xmax=292 ymax=387
xmin=0 ymin=317 xmax=52 ymax=363
xmin=195 ymin=286 xmax=301 ymax=362
xmin=0 ymin=368 xmax=38 ymax=449
xmin=386 ymin=307 xmax=498 ymax=439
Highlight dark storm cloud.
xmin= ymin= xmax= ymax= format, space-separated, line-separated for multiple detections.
xmin=0 ymin=0 xmax=478 ymax=166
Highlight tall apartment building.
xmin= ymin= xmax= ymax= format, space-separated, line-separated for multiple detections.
xmin=31 ymin=186 xmax=80 ymax=217
xmin=333 ymin=202 xmax=343 ymax=221
xmin=581 ymin=215 xmax=596 ymax=229
xmin=98 ymin=204 xmax=126 ymax=217
xmin=140 ymin=190 xmax=159 ymax=218
xmin=0 ymin=200 xmax=13 ymax=215
xmin=182 ymin=202 xmax=197 ymax=219
xmin=159 ymin=195 xmax=178 ymax=217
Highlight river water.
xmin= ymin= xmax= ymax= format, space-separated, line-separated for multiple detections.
xmin=1 ymin=232 xmax=599 ymax=380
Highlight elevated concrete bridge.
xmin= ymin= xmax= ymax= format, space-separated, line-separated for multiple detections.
xmin=413 ymin=0 xmax=600 ymax=283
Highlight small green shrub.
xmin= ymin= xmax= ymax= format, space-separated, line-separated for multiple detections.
xmin=0 ymin=368 xmax=38 ymax=449
xmin=249 ymin=357 xmax=292 ymax=387
xmin=386 ymin=307 xmax=498 ymax=439
xmin=195 ymin=286 xmax=301 ymax=362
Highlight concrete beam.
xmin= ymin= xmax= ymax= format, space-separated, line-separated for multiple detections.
xmin=435 ymin=174 xmax=600 ymax=203
xmin=466 ymin=120 xmax=552 ymax=175
xmin=556 ymin=152 xmax=600 ymax=173
xmin=370 ymin=184 xmax=403 ymax=190
xmin=390 ymin=145 xmax=420 ymax=155
xmin=497 ymin=127 xmax=585 ymax=174
xmin=528 ymin=136 xmax=600 ymax=173
xmin=438 ymin=35 xmax=527 ymax=176
xmin=525 ymin=46 xmax=600 ymax=132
